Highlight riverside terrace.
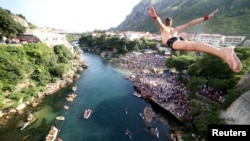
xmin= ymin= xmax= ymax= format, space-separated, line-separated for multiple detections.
xmin=119 ymin=52 xmax=225 ymax=122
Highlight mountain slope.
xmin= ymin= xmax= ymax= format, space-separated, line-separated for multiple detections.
xmin=114 ymin=0 xmax=250 ymax=38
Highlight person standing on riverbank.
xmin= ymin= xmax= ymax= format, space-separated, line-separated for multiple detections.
xmin=148 ymin=6 xmax=242 ymax=73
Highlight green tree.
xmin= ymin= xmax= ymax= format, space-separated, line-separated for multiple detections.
xmin=165 ymin=55 xmax=196 ymax=71
xmin=0 ymin=7 xmax=25 ymax=37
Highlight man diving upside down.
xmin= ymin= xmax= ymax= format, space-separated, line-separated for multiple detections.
xmin=148 ymin=6 xmax=242 ymax=73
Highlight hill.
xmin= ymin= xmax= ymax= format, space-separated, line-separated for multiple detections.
xmin=113 ymin=0 xmax=250 ymax=38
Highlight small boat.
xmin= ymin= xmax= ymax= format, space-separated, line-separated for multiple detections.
xmin=155 ymin=128 xmax=159 ymax=138
xmin=20 ymin=121 xmax=30 ymax=131
xmin=45 ymin=126 xmax=58 ymax=141
xmin=125 ymin=129 xmax=133 ymax=140
xmin=72 ymin=86 xmax=77 ymax=91
xmin=64 ymin=105 xmax=69 ymax=110
xmin=83 ymin=109 xmax=92 ymax=119
xmin=66 ymin=97 xmax=74 ymax=102
xmin=56 ymin=116 xmax=65 ymax=121
xmin=133 ymin=92 xmax=141 ymax=98
xmin=27 ymin=113 xmax=33 ymax=121
xmin=124 ymin=108 xmax=128 ymax=114
xmin=139 ymin=113 xmax=145 ymax=120
xmin=68 ymin=93 xmax=77 ymax=99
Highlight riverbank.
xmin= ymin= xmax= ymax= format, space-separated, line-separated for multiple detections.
xmin=0 ymin=43 xmax=87 ymax=122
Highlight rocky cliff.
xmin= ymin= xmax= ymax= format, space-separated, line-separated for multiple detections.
xmin=11 ymin=14 xmax=29 ymax=28
xmin=114 ymin=0 xmax=250 ymax=38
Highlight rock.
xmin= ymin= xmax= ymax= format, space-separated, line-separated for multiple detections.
xmin=16 ymin=103 xmax=27 ymax=111
xmin=0 ymin=110 xmax=5 ymax=117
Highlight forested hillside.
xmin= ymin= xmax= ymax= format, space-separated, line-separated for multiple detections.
xmin=114 ymin=0 xmax=250 ymax=38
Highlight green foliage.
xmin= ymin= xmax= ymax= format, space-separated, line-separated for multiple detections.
xmin=0 ymin=7 xmax=25 ymax=37
xmin=66 ymin=34 xmax=81 ymax=42
xmin=222 ymin=88 xmax=246 ymax=109
xmin=193 ymin=107 xmax=224 ymax=136
xmin=0 ymin=45 xmax=27 ymax=87
xmin=186 ymin=76 xmax=207 ymax=93
xmin=0 ymin=43 xmax=75 ymax=106
xmin=50 ymin=63 xmax=70 ymax=77
xmin=79 ymin=33 xmax=162 ymax=56
xmin=53 ymin=45 xmax=74 ymax=63
xmin=165 ymin=55 xmax=196 ymax=71
xmin=16 ymin=14 xmax=26 ymax=20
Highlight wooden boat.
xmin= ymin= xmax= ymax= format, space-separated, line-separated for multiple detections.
xmin=83 ymin=109 xmax=92 ymax=119
xmin=45 ymin=126 xmax=58 ymax=141
xmin=133 ymin=92 xmax=141 ymax=98
xmin=56 ymin=116 xmax=65 ymax=121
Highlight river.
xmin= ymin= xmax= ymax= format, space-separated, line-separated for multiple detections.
xmin=0 ymin=51 xmax=181 ymax=141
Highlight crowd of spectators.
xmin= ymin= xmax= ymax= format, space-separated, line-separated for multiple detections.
xmin=119 ymin=52 xmax=192 ymax=120
xmin=198 ymin=84 xmax=225 ymax=103
xmin=119 ymin=51 xmax=224 ymax=120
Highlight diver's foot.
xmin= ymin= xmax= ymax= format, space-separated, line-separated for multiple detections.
xmin=223 ymin=47 xmax=242 ymax=73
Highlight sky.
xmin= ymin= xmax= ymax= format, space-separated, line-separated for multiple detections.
xmin=0 ymin=0 xmax=141 ymax=32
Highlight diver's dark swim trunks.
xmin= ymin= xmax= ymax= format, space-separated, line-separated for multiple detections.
xmin=166 ymin=37 xmax=185 ymax=50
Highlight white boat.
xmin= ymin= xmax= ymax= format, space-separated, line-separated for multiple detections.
xmin=133 ymin=92 xmax=141 ymax=98
xmin=155 ymin=128 xmax=159 ymax=138
xmin=124 ymin=108 xmax=128 ymax=114
xmin=83 ymin=109 xmax=92 ymax=119
xmin=64 ymin=105 xmax=69 ymax=110
xmin=56 ymin=116 xmax=65 ymax=120
xmin=45 ymin=126 xmax=58 ymax=141
xmin=27 ymin=113 xmax=33 ymax=121
xmin=125 ymin=129 xmax=133 ymax=140
xmin=139 ymin=113 xmax=145 ymax=120
xmin=72 ymin=86 xmax=77 ymax=91
xmin=20 ymin=121 xmax=30 ymax=131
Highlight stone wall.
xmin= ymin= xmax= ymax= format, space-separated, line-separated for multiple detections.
xmin=220 ymin=90 xmax=250 ymax=124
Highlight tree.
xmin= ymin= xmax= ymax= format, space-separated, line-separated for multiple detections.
xmin=0 ymin=7 xmax=25 ymax=38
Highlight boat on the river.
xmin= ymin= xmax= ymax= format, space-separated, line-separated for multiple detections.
xmin=155 ymin=127 xmax=159 ymax=138
xmin=133 ymin=92 xmax=141 ymax=98
xmin=68 ymin=93 xmax=77 ymax=99
xmin=27 ymin=113 xmax=34 ymax=121
xmin=66 ymin=97 xmax=73 ymax=102
xmin=139 ymin=113 xmax=145 ymax=120
xmin=56 ymin=116 xmax=65 ymax=121
xmin=64 ymin=105 xmax=69 ymax=110
xmin=83 ymin=109 xmax=92 ymax=119
xmin=45 ymin=126 xmax=58 ymax=141
xmin=20 ymin=121 xmax=29 ymax=131
xmin=125 ymin=129 xmax=133 ymax=140
xmin=72 ymin=86 xmax=77 ymax=91
xmin=124 ymin=108 xmax=128 ymax=114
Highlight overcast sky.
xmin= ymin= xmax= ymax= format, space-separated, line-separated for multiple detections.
xmin=0 ymin=0 xmax=141 ymax=32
